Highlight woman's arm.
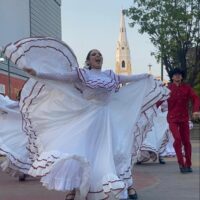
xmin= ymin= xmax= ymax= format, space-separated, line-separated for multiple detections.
xmin=37 ymin=71 xmax=79 ymax=82
xmin=119 ymin=73 xmax=151 ymax=84
xmin=6 ymin=102 xmax=19 ymax=109
xmin=23 ymin=67 xmax=79 ymax=82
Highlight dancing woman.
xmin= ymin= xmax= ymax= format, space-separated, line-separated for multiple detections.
xmin=0 ymin=37 xmax=170 ymax=200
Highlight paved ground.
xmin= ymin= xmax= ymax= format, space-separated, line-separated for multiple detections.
xmin=0 ymin=140 xmax=199 ymax=200
xmin=133 ymin=140 xmax=200 ymax=200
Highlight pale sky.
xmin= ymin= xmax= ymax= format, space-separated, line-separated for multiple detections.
xmin=61 ymin=0 xmax=168 ymax=79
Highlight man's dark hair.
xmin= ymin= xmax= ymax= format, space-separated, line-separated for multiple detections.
xmin=169 ymin=68 xmax=186 ymax=82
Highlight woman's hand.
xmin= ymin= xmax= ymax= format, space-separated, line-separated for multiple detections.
xmin=119 ymin=73 xmax=153 ymax=84
xmin=23 ymin=67 xmax=37 ymax=76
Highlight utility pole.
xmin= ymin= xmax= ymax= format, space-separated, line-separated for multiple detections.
xmin=8 ymin=59 xmax=11 ymax=97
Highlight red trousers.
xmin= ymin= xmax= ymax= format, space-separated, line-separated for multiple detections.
xmin=169 ymin=121 xmax=192 ymax=167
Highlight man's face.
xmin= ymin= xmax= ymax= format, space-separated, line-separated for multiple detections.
xmin=172 ymin=73 xmax=183 ymax=83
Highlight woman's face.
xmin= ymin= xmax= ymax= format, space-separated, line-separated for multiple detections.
xmin=87 ymin=49 xmax=103 ymax=69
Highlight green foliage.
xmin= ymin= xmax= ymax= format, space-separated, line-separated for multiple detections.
xmin=193 ymin=72 xmax=200 ymax=96
xmin=125 ymin=0 xmax=200 ymax=86
xmin=194 ymin=84 xmax=200 ymax=96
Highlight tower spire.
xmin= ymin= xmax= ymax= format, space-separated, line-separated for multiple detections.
xmin=115 ymin=10 xmax=132 ymax=75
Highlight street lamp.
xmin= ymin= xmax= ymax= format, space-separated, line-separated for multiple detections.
xmin=0 ymin=57 xmax=6 ymax=96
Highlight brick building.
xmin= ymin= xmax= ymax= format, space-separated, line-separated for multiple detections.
xmin=0 ymin=66 xmax=27 ymax=99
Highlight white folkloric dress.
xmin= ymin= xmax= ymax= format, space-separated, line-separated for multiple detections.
xmin=0 ymin=95 xmax=31 ymax=175
xmin=160 ymin=126 xmax=176 ymax=157
xmin=0 ymin=37 xmax=170 ymax=200
xmin=136 ymin=106 xmax=169 ymax=162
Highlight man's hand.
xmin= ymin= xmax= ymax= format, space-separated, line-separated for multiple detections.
xmin=192 ymin=112 xmax=200 ymax=120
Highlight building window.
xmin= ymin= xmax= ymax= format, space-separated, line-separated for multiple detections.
xmin=0 ymin=84 xmax=5 ymax=95
xmin=122 ymin=60 xmax=125 ymax=68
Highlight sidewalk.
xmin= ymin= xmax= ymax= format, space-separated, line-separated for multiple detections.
xmin=0 ymin=140 xmax=199 ymax=200
xmin=133 ymin=139 xmax=200 ymax=200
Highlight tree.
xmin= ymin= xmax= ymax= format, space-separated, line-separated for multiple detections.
xmin=125 ymin=0 xmax=200 ymax=88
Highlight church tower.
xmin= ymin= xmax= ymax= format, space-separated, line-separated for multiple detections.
xmin=115 ymin=10 xmax=132 ymax=75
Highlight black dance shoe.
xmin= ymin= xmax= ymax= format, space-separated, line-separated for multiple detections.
xmin=128 ymin=187 xmax=138 ymax=200
xmin=186 ymin=167 xmax=193 ymax=173
xmin=18 ymin=173 xmax=27 ymax=181
xmin=65 ymin=190 xmax=75 ymax=200
xmin=159 ymin=157 xmax=166 ymax=164
xmin=136 ymin=161 xmax=142 ymax=165
xmin=179 ymin=166 xmax=188 ymax=174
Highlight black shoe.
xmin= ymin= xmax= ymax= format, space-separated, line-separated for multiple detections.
xmin=179 ymin=166 xmax=188 ymax=174
xmin=186 ymin=167 xmax=193 ymax=173
xmin=18 ymin=174 xmax=27 ymax=181
xmin=128 ymin=187 xmax=138 ymax=200
xmin=128 ymin=193 xmax=138 ymax=200
xmin=136 ymin=161 xmax=142 ymax=165
xmin=159 ymin=157 xmax=166 ymax=164
xmin=65 ymin=194 xmax=75 ymax=200
xmin=65 ymin=190 xmax=75 ymax=200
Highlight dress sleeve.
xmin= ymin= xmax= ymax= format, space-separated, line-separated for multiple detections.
xmin=36 ymin=70 xmax=79 ymax=82
xmin=6 ymin=102 xmax=19 ymax=109
xmin=118 ymin=73 xmax=150 ymax=84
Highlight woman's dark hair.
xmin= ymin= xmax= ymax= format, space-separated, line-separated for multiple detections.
xmin=85 ymin=50 xmax=93 ymax=63
xmin=85 ymin=50 xmax=94 ymax=70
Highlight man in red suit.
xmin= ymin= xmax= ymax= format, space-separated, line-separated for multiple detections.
xmin=167 ymin=68 xmax=200 ymax=173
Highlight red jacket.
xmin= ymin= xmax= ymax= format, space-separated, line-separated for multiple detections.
xmin=167 ymin=83 xmax=200 ymax=122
